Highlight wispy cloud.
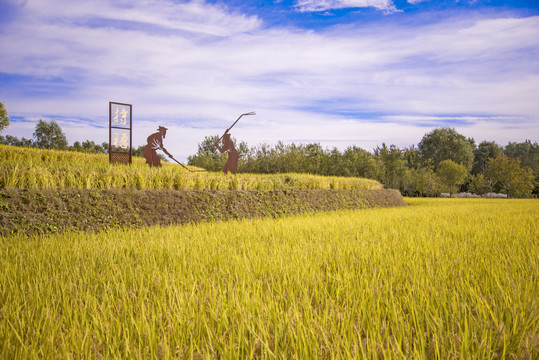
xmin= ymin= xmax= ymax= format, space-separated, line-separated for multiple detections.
xmin=0 ymin=0 xmax=538 ymax=160
xmin=293 ymin=0 xmax=397 ymax=13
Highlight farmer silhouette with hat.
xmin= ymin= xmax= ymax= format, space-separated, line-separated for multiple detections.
xmin=143 ymin=125 xmax=172 ymax=167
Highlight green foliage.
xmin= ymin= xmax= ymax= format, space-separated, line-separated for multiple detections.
xmin=0 ymin=188 xmax=404 ymax=236
xmin=190 ymin=139 xmax=381 ymax=179
xmin=374 ymin=143 xmax=407 ymax=190
xmin=0 ymin=134 xmax=33 ymax=147
xmin=33 ymin=119 xmax=68 ymax=150
xmin=188 ymin=129 xmax=538 ymax=197
xmin=486 ymin=154 xmax=535 ymax=197
xmin=1 ymin=199 xmax=537 ymax=358
xmin=70 ymin=140 xmax=108 ymax=154
xmin=188 ymin=135 xmax=230 ymax=171
xmin=469 ymin=173 xmax=490 ymax=196
xmin=3 ymin=121 xmax=537 ymax=197
xmin=403 ymin=146 xmax=421 ymax=169
xmin=341 ymin=146 xmax=380 ymax=178
xmin=436 ymin=159 xmax=468 ymax=196
xmin=418 ymin=127 xmax=475 ymax=171
xmin=0 ymin=101 xmax=9 ymax=133
xmin=404 ymin=162 xmax=442 ymax=197
xmin=472 ymin=141 xmax=503 ymax=175
xmin=504 ymin=140 xmax=539 ymax=175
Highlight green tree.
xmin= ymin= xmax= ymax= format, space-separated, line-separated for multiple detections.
xmin=403 ymin=146 xmax=421 ymax=169
xmin=188 ymin=135 xmax=247 ymax=172
xmin=472 ymin=141 xmax=503 ymax=175
xmin=374 ymin=143 xmax=407 ymax=190
xmin=486 ymin=154 xmax=535 ymax=197
xmin=341 ymin=146 xmax=379 ymax=179
xmin=469 ymin=173 xmax=490 ymax=197
xmin=436 ymin=159 xmax=468 ymax=197
xmin=131 ymin=144 xmax=146 ymax=157
xmin=403 ymin=161 xmax=441 ymax=197
xmin=0 ymin=101 xmax=9 ymax=133
xmin=187 ymin=135 xmax=225 ymax=171
xmin=304 ymin=143 xmax=325 ymax=174
xmin=33 ymin=119 xmax=68 ymax=150
xmin=418 ymin=127 xmax=475 ymax=171
xmin=504 ymin=140 xmax=539 ymax=175
xmin=71 ymin=140 xmax=107 ymax=154
xmin=0 ymin=134 xmax=33 ymax=147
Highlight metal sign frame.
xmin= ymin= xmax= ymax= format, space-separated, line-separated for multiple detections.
xmin=109 ymin=101 xmax=132 ymax=165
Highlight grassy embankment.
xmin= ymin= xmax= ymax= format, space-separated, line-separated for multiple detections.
xmin=0 ymin=145 xmax=381 ymax=191
xmin=1 ymin=145 xmax=404 ymax=235
xmin=0 ymin=198 xmax=538 ymax=359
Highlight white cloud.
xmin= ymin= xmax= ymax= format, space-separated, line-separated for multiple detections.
xmin=294 ymin=0 xmax=397 ymax=13
xmin=14 ymin=0 xmax=261 ymax=36
xmin=1 ymin=0 xmax=538 ymax=161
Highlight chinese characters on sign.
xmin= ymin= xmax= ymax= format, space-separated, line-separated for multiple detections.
xmin=112 ymin=106 xmax=129 ymax=126
xmin=112 ymin=129 xmax=130 ymax=150
xmin=109 ymin=102 xmax=132 ymax=164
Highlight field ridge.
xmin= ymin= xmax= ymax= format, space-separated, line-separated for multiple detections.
xmin=0 ymin=188 xmax=405 ymax=236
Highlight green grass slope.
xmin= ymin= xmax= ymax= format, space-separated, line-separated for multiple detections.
xmin=0 ymin=145 xmax=405 ymax=235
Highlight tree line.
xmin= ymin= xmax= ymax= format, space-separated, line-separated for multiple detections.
xmin=187 ymin=129 xmax=538 ymax=198
xmin=0 ymin=117 xmax=150 ymax=157
xmin=1 ymin=102 xmax=537 ymax=197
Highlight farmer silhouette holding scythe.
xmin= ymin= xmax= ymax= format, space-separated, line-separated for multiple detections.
xmin=143 ymin=126 xmax=172 ymax=167
xmin=144 ymin=126 xmax=202 ymax=172
xmin=214 ymin=112 xmax=255 ymax=174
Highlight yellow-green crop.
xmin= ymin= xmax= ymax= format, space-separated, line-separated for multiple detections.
xmin=0 ymin=145 xmax=380 ymax=191
xmin=1 ymin=198 xmax=538 ymax=359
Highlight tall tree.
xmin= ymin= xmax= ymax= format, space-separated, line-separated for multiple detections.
xmin=410 ymin=162 xmax=441 ymax=197
xmin=0 ymin=134 xmax=33 ymax=147
xmin=71 ymin=140 xmax=108 ymax=154
xmin=33 ymin=120 xmax=68 ymax=150
xmin=0 ymin=101 xmax=9 ymax=133
xmin=187 ymin=135 xmax=226 ymax=171
xmin=341 ymin=146 xmax=379 ymax=179
xmin=436 ymin=159 xmax=468 ymax=197
xmin=472 ymin=141 xmax=503 ymax=175
xmin=304 ymin=143 xmax=325 ymax=174
xmin=486 ymin=154 xmax=535 ymax=197
xmin=403 ymin=146 xmax=421 ymax=169
xmin=469 ymin=174 xmax=490 ymax=197
xmin=374 ymin=143 xmax=407 ymax=190
xmin=504 ymin=140 xmax=539 ymax=175
xmin=418 ymin=127 xmax=475 ymax=171
xmin=188 ymin=135 xmax=248 ymax=172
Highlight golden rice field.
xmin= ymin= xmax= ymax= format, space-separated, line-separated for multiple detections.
xmin=0 ymin=145 xmax=381 ymax=191
xmin=1 ymin=198 xmax=538 ymax=359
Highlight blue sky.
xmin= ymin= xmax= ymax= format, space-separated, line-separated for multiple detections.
xmin=1 ymin=0 xmax=538 ymax=161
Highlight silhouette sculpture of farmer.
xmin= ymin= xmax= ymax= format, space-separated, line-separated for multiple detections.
xmin=214 ymin=132 xmax=239 ymax=174
xmin=143 ymin=126 xmax=172 ymax=167
xmin=213 ymin=112 xmax=255 ymax=174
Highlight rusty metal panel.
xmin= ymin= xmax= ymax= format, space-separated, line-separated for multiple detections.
xmin=109 ymin=152 xmax=131 ymax=164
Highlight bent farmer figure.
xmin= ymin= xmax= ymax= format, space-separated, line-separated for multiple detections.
xmin=143 ymin=126 xmax=172 ymax=167
xmin=214 ymin=132 xmax=239 ymax=174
